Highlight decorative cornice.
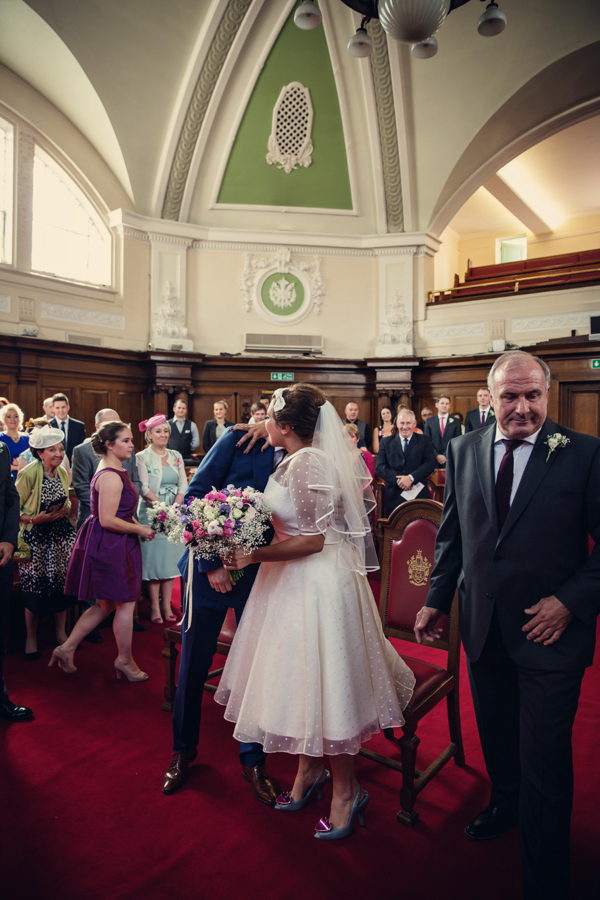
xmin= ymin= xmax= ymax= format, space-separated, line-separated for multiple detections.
xmin=120 ymin=226 xmax=150 ymax=243
xmin=368 ymin=21 xmax=403 ymax=234
xmin=512 ymin=310 xmax=600 ymax=333
xmin=162 ymin=0 xmax=253 ymax=221
xmin=192 ymin=240 xmax=375 ymax=258
xmin=424 ymin=321 xmax=485 ymax=339
xmin=148 ymin=233 xmax=194 ymax=248
xmin=40 ymin=301 xmax=125 ymax=330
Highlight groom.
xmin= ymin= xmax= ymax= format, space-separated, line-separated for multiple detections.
xmin=414 ymin=350 xmax=600 ymax=900
xmin=162 ymin=424 xmax=278 ymax=804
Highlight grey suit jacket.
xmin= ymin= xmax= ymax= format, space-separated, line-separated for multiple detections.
xmin=72 ymin=439 xmax=141 ymax=529
xmin=425 ymin=418 xmax=600 ymax=670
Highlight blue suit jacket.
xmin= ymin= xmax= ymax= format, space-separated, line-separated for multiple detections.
xmin=178 ymin=427 xmax=274 ymax=611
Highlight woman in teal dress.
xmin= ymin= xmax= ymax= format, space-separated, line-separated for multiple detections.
xmin=136 ymin=414 xmax=187 ymax=623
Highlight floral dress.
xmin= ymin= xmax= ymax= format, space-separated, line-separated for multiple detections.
xmin=20 ymin=474 xmax=76 ymax=615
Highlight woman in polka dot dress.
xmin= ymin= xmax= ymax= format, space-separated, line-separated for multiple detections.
xmin=215 ymin=384 xmax=415 ymax=840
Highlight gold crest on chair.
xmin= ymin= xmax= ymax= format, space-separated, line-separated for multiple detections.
xmin=407 ymin=549 xmax=431 ymax=586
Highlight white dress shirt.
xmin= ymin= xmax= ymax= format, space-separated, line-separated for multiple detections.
xmin=493 ymin=425 xmax=542 ymax=505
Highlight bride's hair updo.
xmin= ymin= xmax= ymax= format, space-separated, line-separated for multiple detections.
xmin=91 ymin=420 xmax=129 ymax=456
xmin=272 ymin=383 xmax=326 ymax=440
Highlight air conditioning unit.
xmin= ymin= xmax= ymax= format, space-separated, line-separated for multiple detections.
xmin=244 ymin=333 xmax=324 ymax=355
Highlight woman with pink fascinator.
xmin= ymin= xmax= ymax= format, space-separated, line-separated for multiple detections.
xmin=135 ymin=414 xmax=187 ymax=623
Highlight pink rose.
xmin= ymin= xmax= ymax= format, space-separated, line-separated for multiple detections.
xmin=183 ymin=531 xmax=194 ymax=543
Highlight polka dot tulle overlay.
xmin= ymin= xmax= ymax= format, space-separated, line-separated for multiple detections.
xmin=214 ymin=451 xmax=415 ymax=757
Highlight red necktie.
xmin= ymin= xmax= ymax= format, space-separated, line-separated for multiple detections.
xmin=440 ymin=416 xmax=445 ymax=436
xmin=481 ymin=410 xmax=486 ymax=427
xmin=495 ymin=439 xmax=524 ymax=528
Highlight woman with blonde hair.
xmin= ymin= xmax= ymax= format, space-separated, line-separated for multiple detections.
xmin=0 ymin=403 xmax=29 ymax=480
xmin=136 ymin=414 xmax=187 ymax=623
xmin=16 ymin=425 xmax=75 ymax=658
xmin=202 ymin=399 xmax=234 ymax=454
xmin=50 ymin=420 xmax=155 ymax=680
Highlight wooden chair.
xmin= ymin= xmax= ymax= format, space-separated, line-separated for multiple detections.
xmin=161 ymin=590 xmax=236 ymax=712
xmin=360 ymin=498 xmax=464 ymax=826
xmin=427 ymin=468 xmax=446 ymax=504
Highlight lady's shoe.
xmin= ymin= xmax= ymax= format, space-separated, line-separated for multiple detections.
xmin=48 ymin=646 xmax=77 ymax=673
xmin=24 ymin=650 xmax=40 ymax=661
xmin=114 ymin=659 xmax=149 ymax=682
xmin=314 ymin=789 xmax=369 ymax=840
xmin=275 ymin=767 xmax=331 ymax=811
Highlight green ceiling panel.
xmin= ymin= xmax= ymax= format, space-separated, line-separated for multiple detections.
xmin=217 ymin=8 xmax=352 ymax=210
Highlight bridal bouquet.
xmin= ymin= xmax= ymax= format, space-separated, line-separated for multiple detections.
xmin=164 ymin=485 xmax=272 ymax=581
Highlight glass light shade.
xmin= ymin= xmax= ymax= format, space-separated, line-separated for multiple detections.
xmin=378 ymin=0 xmax=451 ymax=44
xmin=294 ymin=1 xmax=322 ymax=30
xmin=411 ymin=36 xmax=438 ymax=58
xmin=477 ymin=3 xmax=507 ymax=37
xmin=347 ymin=28 xmax=374 ymax=58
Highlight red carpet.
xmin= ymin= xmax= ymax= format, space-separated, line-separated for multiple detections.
xmin=2 ymin=589 xmax=599 ymax=900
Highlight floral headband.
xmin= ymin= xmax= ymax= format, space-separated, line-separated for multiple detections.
xmin=139 ymin=414 xmax=167 ymax=432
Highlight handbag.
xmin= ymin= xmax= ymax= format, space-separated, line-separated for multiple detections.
xmin=13 ymin=525 xmax=32 ymax=562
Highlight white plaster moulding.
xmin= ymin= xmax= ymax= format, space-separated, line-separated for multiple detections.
xmin=109 ymin=208 xmax=440 ymax=257
xmin=40 ymin=300 xmax=124 ymax=329
xmin=0 ymin=265 xmax=118 ymax=301
xmin=213 ymin=203 xmax=358 ymax=217
xmin=181 ymin=0 xmax=290 ymax=222
xmin=0 ymin=294 xmax=11 ymax=312
xmin=151 ymin=0 xmax=227 ymax=218
xmin=428 ymin=98 xmax=600 ymax=239
xmin=423 ymin=321 xmax=485 ymax=339
xmin=512 ymin=309 xmax=600 ymax=334
xmin=386 ymin=37 xmax=414 ymax=233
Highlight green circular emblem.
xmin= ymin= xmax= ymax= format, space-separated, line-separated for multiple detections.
xmin=261 ymin=272 xmax=305 ymax=317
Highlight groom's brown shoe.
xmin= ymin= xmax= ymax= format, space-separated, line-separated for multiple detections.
xmin=241 ymin=763 xmax=278 ymax=806
xmin=162 ymin=748 xmax=197 ymax=795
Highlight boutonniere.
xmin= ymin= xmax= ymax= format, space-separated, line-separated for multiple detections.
xmin=448 ymin=417 xmax=454 ymax=423
xmin=545 ymin=433 xmax=569 ymax=463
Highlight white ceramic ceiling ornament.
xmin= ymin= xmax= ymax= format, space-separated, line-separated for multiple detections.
xmin=378 ymin=0 xmax=451 ymax=44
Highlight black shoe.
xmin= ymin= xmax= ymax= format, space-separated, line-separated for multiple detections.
xmin=84 ymin=630 xmax=103 ymax=644
xmin=133 ymin=622 xmax=147 ymax=633
xmin=0 ymin=698 xmax=34 ymax=721
xmin=464 ymin=805 xmax=518 ymax=841
xmin=24 ymin=650 xmax=40 ymax=660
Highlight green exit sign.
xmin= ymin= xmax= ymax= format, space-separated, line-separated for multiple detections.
xmin=271 ymin=372 xmax=294 ymax=382
xmin=591 ymin=359 xmax=600 ymax=369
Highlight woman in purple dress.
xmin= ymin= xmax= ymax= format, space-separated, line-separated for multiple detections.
xmin=49 ymin=420 xmax=155 ymax=681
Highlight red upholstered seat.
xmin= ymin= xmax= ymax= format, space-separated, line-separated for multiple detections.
xmin=360 ymin=499 xmax=464 ymax=827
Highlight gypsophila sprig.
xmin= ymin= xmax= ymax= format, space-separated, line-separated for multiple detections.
xmin=146 ymin=501 xmax=180 ymax=536
xmin=545 ymin=432 xmax=569 ymax=463
xmin=161 ymin=485 xmax=272 ymax=582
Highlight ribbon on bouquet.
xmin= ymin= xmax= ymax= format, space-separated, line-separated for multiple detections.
xmin=177 ymin=549 xmax=195 ymax=632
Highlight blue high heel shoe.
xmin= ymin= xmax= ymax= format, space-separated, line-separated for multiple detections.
xmin=274 ymin=767 xmax=331 ymax=811
xmin=313 ymin=788 xmax=369 ymax=840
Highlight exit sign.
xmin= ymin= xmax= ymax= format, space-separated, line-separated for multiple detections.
xmin=271 ymin=372 xmax=294 ymax=382
xmin=591 ymin=359 xmax=600 ymax=369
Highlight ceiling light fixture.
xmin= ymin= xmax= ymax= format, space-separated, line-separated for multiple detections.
xmin=347 ymin=18 xmax=374 ymax=57
xmin=411 ymin=36 xmax=439 ymax=59
xmin=477 ymin=1 xmax=507 ymax=37
xmin=294 ymin=1 xmax=323 ymax=30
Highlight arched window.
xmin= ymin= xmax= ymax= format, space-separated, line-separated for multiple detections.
xmin=0 ymin=115 xmax=14 ymax=266
xmin=31 ymin=145 xmax=111 ymax=286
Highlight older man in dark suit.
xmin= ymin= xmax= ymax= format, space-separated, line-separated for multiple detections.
xmin=0 ymin=443 xmax=32 ymax=721
xmin=414 ymin=350 xmax=600 ymax=900
xmin=376 ymin=409 xmax=436 ymax=516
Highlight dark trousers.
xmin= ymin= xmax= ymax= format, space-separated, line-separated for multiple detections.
xmin=0 ymin=561 xmax=13 ymax=697
xmin=467 ymin=610 xmax=584 ymax=900
xmin=172 ymin=603 xmax=265 ymax=768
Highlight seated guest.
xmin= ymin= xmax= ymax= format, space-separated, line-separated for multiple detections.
xmin=371 ymin=406 xmax=396 ymax=454
xmin=465 ymin=387 xmax=495 ymax=432
xmin=42 ymin=397 xmax=54 ymax=421
xmin=18 ymin=417 xmax=71 ymax=481
xmin=344 ymin=423 xmax=375 ymax=480
xmin=424 ymin=395 xmax=462 ymax=468
xmin=0 ymin=404 xmax=29 ymax=480
xmin=202 ymin=399 xmax=234 ymax=454
xmin=49 ymin=393 xmax=86 ymax=464
xmin=376 ymin=409 xmax=436 ymax=516
xmin=50 ymin=421 xmax=155 ymax=680
xmin=248 ymin=401 xmax=267 ymax=424
xmin=136 ymin=415 xmax=187 ymax=624
xmin=16 ymin=426 xmax=75 ymax=659
xmin=343 ymin=401 xmax=371 ymax=450
xmin=167 ymin=398 xmax=200 ymax=465
xmin=417 ymin=406 xmax=433 ymax=431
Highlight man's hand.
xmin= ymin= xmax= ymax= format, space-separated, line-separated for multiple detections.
xmin=233 ymin=421 xmax=269 ymax=453
xmin=414 ymin=606 xmax=445 ymax=644
xmin=0 ymin=541 xmax=14 ymax=566
xmin=436 ymin=454 xmax=446 ymax=465
xmin=397 ymin=475 xmax=413 ymax=491
xmin=207 ymin=566 xmax=233 ymax=593
xmin=523 ymin=595 xmax=573 ymax=645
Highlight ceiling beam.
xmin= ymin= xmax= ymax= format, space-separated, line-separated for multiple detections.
xmin=483 ymin=173 xmax=553 ymax=235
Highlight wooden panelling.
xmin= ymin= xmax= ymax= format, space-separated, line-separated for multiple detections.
xmin=560 ymin=384 xmax=600 ymax=436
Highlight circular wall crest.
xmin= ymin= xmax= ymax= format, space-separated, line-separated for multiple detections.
xmin=256 ymin=269 xmax=312 ymax=325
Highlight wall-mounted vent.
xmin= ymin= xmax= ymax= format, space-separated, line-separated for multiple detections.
xmin=244 ymin=333 xmax=323 ymax=355
xmin=68 ymin=334 xmax=102 ymax=347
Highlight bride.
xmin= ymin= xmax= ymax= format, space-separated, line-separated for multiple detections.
xmin=215 ymin=384 xmax=415 ymax=839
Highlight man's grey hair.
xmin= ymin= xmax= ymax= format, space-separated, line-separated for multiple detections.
xmin=95 ymin=408 xmax=119 ymax=426
xmin=487 ymin=351 xmax=551 ymax=393
xmin=397 ymin=408 xmax=416 ymax=422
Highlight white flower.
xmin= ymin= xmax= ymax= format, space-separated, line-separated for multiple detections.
xmin=231 ymin=507 xmax=243 ymax=519
xmin=207 ymin=520 xmax=223 ymax=536
xmin=203 ymin=506 xmax=217 ymax=520
xmin=545 ymin=432 xmax=569 ymax=462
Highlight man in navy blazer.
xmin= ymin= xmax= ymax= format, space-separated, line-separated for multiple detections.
xmin=414 ymin=351 xmax=600 ymax=900
xmin=376 ymin=409 xmax=436 ymax=516
xmin=162 ymin=426 xmax=277 ymax=804
xmin=465 ymin=386 xmax=496 ymax=433
xmin=424 ymin=395 xmax=462 ymax=467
